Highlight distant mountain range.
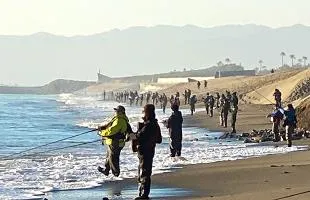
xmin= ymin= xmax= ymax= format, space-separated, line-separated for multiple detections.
xmin=1 ymin=24 xmax=310 ymax=86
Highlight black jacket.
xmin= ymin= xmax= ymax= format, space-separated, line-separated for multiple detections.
xmin=167 ymin=111 xmax=183 ymax=140
xmin=136 ymin=118 xmax=162 ymax=152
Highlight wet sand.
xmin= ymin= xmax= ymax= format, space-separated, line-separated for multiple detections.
xmin=151 ymin=103 xmax=310 ymax=200
xmin=183 ymin=103 xmax=274 ymax=133
xmin=153 ymin=147 xmax=310 ymax=200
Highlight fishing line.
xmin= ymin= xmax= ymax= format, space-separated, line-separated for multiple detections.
xmin=235 ymin=76 xmax=275 ymax=104
xmin=0 ymin=128 xmax=98 ymax=160
xmin=21 ymin=139 xmax=101 ymax=159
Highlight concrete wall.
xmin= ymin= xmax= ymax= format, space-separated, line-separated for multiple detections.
xmin=157 ymin=77 xmax=214 ymax=84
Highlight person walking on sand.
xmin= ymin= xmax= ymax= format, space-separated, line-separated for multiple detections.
xmin=162 ymin=93 xmax=168 ymax=114
xmin=189 ymin=95 xmax=197 ymax=115
xmin=197 ymin=81 xmax=201 ymax=89
xmin=204 ymin=80 xmax=208 ymax=88
xmin=283 ymin=104 xmax=297 ymax=147
xmin=166 ymin=104 xmax=183 ymax=157
xmin=230 ymin=92 xmax=239 ymax=133
xmin=187 ymin=89 xmax=191 ymax=104
xmin=134 ymin=104 xmax=162 ymax=199
xmin=97 ymin=105 xmax=128 ymax=177
xmin=215 ymin=92 xmax=220 ymax=109
xmin=184 ymin=89 xmax=188 ymax=105
xmin=204 ymin=93 xmax=210 ymax=115
xmin=219 ymin=94 xmax=229 ymax=127
xmin=208 ymin=95 xmax=215 ymax=117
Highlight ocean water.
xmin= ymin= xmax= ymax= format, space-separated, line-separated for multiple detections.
xmin=0 ymin=94 xmax=305 ymax=200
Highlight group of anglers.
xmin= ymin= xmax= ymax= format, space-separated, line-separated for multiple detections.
xmin=97 ymin=103 xmax=183 ymax=200
xmin=268 ymin=89 xmax=297 ymax=147
xmin=96 ymin=87 xmax=298 ymax=199
xmin=188 ymin=90 xmax=239 ymax=133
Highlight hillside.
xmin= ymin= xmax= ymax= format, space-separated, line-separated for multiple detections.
xmin=0 ymin=79 xmax=95 ymax=94
xmin=2 ymin=24 xmax=310 ymax=86
xmin=158 ymin=68 xmax=309 ymax=106
xmin=296 ymin=97 xmax=310 ymax=130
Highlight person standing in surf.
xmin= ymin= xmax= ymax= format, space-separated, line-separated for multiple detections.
xmin=166 ymin=103 xmax=183 ymax=157
xmin=134 ymin=104 xmax=162 ymax=199
xmin=97 ymin=105 xmax=128 ymax=177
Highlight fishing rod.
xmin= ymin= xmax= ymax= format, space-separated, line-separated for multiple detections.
xmin=0 ymin=128 xmax=98 ymax=160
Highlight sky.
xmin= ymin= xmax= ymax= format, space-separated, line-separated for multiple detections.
xmin=0 ymin=0 xmax=310 ymax=86
xmin=0 ymin=0 xmax=309 ymax=36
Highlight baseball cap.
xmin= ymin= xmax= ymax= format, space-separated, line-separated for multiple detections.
xmin=114 ymin=105 xmax=125 ymax=113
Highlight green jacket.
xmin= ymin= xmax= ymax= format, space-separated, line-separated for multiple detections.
xmin=100 ymin=114 xmax=128 ymax=147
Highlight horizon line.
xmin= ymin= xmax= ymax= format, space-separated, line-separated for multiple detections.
xmin=0 ymin=23 xmax=308 ymax=38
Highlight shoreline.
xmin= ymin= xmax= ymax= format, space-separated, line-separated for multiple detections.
xmin=44 ymin=103 xmax=310 ymax=200
xmin=152 ymin=146 xmax=310 ymax=200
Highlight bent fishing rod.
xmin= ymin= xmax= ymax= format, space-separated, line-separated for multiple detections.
xmin=0 ymin=128 xmax=98 ymax=160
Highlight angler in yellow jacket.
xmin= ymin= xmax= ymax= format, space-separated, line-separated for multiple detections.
xmin=97 ymin=105 xmax=128 ymax=177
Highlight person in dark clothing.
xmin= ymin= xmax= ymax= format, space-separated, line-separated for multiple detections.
xmin=267 ymin=105 xmax=284 ymax=142
xmin=187 ymin=89 xmax=191 ymax=104
xmin=273 ymin=89 xmax=282 ymax=107
xmin=184 ymin=90 xmax=188 ymax=105
xmin=134 ymin=104 xmax=162 ymax=200
xmin=140 ymin=94 xmax=144 ymax=106
xmin=204 ymin=80 xmax=208 ymax=88
xmin=208 ymin=95 xmax=215 ymax=117
xmin=103 ymin=90 xmax=106 ymax=101
xmin=197 ymin=81 xmax=201 ymax=89
xmin=230 ymin=92 xmax=239 ymax=133
xmin=204 ymin=93 xmax=210 ymax=115
xmin=219 ymin=94 xmax=229 ymax=127
xmin=215 ymin=92 xmax=220 ymax=109
xmin=189 ymin=95 xmax=197 ymax=115
xmin=283 ymin=104 xmax=297 ymax=147
xmin=162 ymin=93 xmax=168 ymax=114
xmin=166 ymin=104 xmax=183 ymax=157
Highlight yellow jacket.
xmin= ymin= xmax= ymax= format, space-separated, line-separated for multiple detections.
xmin=100 ymin=114 xmax=128 ymax=147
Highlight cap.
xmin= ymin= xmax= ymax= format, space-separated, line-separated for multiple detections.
xmin=114 ymin=105 xmax=125 ymax=113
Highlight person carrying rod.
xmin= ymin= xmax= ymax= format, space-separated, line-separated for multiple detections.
xmin=130 ymin=104 xmax=162 ymax=199
xmin=97 ymin=105 xmax=129 ymax=177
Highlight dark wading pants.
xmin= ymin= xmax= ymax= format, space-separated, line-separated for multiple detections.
xmin=138 ymin=149 xmax=155 ymax=198
xmin=170 ymin=138 xmax=182 ymax=157
xmin=231 ymin=109 xmax=238 ymax=133
xmin=190 ymin=104 xmax=195 ymax=115
xmin=205 ymin=104 xmax=209 ymax=114
xmin=209 ymin=105 xmax=214 ymax=117
xmin=220 ymin=110 xmax=228 ymax=127
xmin=285 ymin=125 xmax=294 ymax=147
xmin=104 ymin=143 xmax=123 ymax=176
xmin=272 ymin=122 xmax=280 ymax=142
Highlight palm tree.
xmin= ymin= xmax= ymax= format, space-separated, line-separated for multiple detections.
xmin=280 ymin=52 xmax=286 ymax=67
xmin=258 ymin=60 xmax=263 ymax=71
xmin=290 ymin=54 xmax=296 ymax=67
xmin=302 ymin=56 xmax=308 ymax=66
xmin=298 ymin=58 xmax=303 ymax=66
xmin=225 ymin=58 xmax=231 ymax=65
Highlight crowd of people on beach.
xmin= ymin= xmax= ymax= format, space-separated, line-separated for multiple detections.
xmin=96 ymin=85 xmax=299 ymax=199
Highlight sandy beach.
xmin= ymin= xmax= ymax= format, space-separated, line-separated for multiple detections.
xmin=183 ymin=103 xmax=274 ymax=133
xmin=153 ymin=147 xmax=310 ymax=200
xmin=150 ymin=103 xmax=310 ymax=200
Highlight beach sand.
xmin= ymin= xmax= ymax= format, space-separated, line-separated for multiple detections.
xmin=151 ymin=103 xmax=310 ymax=200
xmin=183 ymin=103 xmax=274 ymax=133
xmin=153 ymin=148 xmax=310 ymax=200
